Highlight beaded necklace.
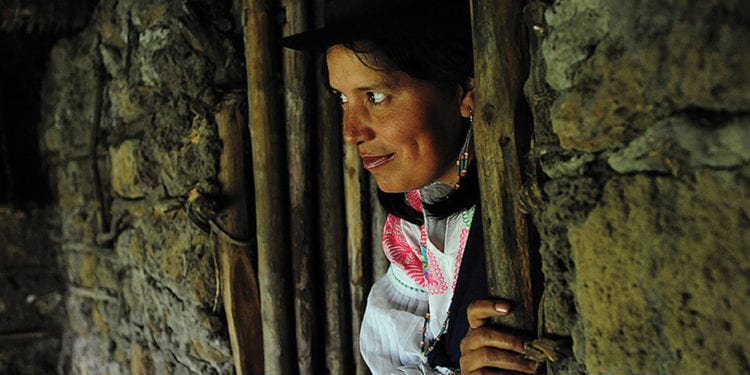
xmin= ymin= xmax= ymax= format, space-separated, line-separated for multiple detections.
xmin=418 ymin=223 xmax=451 ymax=360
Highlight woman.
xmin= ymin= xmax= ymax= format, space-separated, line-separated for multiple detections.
xmin=283 ymin=1 xmax=538 ymax=373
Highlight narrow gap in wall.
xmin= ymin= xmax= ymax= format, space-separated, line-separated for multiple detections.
xmin=0 ymin=34 xmax=57 ymax=207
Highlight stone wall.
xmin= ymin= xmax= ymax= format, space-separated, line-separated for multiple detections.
xmin=529 ymin=0 xmax=749 ymax=373
xmin=38 ymin=0 xmax=244 ymax=372
xmin=25 ymin=0 xmax=750 ymax=374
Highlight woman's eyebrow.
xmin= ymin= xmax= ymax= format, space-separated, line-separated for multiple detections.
xmin=354 ymin=82 xmax=397 ymax=92
xmin=328 ymin=80 xmax=397 ymax=94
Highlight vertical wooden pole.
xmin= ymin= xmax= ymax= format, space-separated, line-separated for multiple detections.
xmin=470 ymin=0 xmax=535 ymax=331
xmin=370 ymin=176 xmax=388 ymax=282
xmin=281 ymin=1 xmax=318 ymax=373
xmin=215 ymin=94 xmax=264 ymax=375
xmin=243 ymin=1 xmax=295 ymax=373
xmin=314 ymin=1 xmax=353 ymax=373
xmin=344 ymin=139 xmax=370 ymax=375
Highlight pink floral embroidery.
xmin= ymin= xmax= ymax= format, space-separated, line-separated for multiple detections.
xmin=426 ymin=249 xmax=448 ymax=295
xmin=382 ymin=215 xmax=426 ymax=287
xmin=382 ymin=214 xmax=449 ymax=293
xmin=405 ymin=190 xmax=422 ymax=212
xmin=451 ymin=228 xmax=470 ymax=291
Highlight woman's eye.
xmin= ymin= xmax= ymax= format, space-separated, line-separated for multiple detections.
xmin=367 ymin=92 xmax=387 ymax=104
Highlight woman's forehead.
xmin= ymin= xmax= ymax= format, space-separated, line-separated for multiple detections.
xmin=326 ymin=46 xmax=402 ymax=90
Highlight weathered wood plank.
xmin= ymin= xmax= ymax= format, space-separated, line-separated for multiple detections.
xmin=215 ymin=94 xmax=264 ymax=375
xmin=470 ymin=0 xmax=535 ymax=331
xmin=243 ymin=1 xmax=295 ymax=373
xmin=344 ymin=142 xmax=370 ymax=375
xmin=281 ymin=1 xmax=318 ymax=373
xmin=370 ymin=176 xmax=388 ymax=282
xmin=314 ymin=1 xmax=353 ymax=372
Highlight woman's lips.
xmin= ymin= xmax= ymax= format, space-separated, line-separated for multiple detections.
xmin=360 ymin=153 xmax=395 ymax=170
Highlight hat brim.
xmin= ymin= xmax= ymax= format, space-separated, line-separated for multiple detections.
xmin=281 ymin=4 xmax=470 ymax=51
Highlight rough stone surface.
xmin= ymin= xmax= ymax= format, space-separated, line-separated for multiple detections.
xmin=607 ymin=115 xmax=750 ymax=175
xmin=14 ymin=0 xmax=749 ymax=373
xmin=528 ymin=0 xmax=750 ymax=373
xmin=544 ymin=0 xmax=750 ymax=152
xmin=37 ymin=0 xmax=242 ymax=373
xmin=537 ymin=177 xmax=603 ymax=336
xmin=569 ymin=170 xmax=750 ymax=374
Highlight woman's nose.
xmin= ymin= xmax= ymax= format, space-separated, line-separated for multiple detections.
xmin=342 ymin=108 xmax=373 ymax=145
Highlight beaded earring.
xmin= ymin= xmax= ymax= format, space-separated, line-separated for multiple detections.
xmin=454 ymin=109 xmax=473 ymax=189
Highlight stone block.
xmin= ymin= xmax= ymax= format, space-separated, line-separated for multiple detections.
xmin=63 ymin=251 xmax=120 ymax=292
xmin=110 ymin=139 xmax=147 ymax=199
xmin=608 ymin=115 xmax=750 ymax=175
xmin=546 ymin=0 xmax=750 ymax=152
xmin=569 ymin=169 xmax=750 ymax=374
xmin=130 ymin=341 xmax=155 ymax=375
xmin=537 ymin=177 xmax=604 ymax=338
xmin=108 ymin=82 xmax=158 ymax=124
xmin=130 ymin=3 xmax=169 ymax=30
xmin=55 ymin=160 xmax=101 ymax=244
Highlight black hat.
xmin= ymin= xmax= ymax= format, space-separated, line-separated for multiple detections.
xmin=281 ymin=0 xmax=471 ymax=51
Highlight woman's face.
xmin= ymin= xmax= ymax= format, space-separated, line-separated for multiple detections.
xmin=326 ymin=45 xmax=473 ymax=193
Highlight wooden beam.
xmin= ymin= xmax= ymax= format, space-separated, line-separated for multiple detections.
xmin=314 ymin=1 xmax=354 ymax=372
xmin=243 ymin=1 xmax=295 ymax=373
xmin=470 ymin=0 xmax=535 ymax=331
xmin=369 ymin=176 xmax=388 ymax=282
xmin=281 ymin=1 xmax=318 ymax=373
xmin=215 ymin=94 xmax=264 ymax=375
xmin=343 ymin=136 xmax=370 ymax=375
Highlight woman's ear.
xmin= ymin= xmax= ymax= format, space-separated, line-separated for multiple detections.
xmin=459 ymin=78 xmax=475 ymax=119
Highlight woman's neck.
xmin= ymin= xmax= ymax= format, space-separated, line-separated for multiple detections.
xmin=419 ymin=181 xmax=454 ymax=206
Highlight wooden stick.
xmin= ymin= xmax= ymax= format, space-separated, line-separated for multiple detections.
xmin=215 ymin=94 xmax=264 ymax=375
xmin=344 ymin=139 xmax=370 ymax=375
xmin=314 ymin=1 xmax=353 ymax=372
xmin=69 ymin=286 xmax=119 ymax=303
xmin=470 ymin=0 xmax=535 ymax=331
xmin=370 ymin=176 xmax=388 ymax=281
xmin=281 ymin=1 xmax=318 ymax=373
xmin=243 ymin=1 xmax=295 ymax=373
xmin=317 ymin=92 xmax=353 ymax=374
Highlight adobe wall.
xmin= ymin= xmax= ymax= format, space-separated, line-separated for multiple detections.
xmin=529 ymin=1 xmax=749 ymax=373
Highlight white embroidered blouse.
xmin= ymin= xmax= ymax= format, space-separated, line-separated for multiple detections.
xmin=360 ymin=189 xmax=475 ymax=374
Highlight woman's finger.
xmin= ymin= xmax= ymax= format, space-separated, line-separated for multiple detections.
xmin=460 ymin=326 xmax=528 ymax=355
xmin=467 ymin=299 xmax=512 ymax=329
xmin=460 ymin=346 xmax=539 ymax=374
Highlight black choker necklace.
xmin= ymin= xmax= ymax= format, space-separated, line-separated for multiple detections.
xmin=419 ymin=181 xmax=454 ymax=205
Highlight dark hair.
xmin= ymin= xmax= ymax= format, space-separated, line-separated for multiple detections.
xmin=338 ymin=36 xmax=478 ymax=225
xmin=342 ymin=37 xmax=474 ymax=95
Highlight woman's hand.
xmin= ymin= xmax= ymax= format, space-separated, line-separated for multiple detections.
xmin=459 ymin=300 xmax=539 ymax=374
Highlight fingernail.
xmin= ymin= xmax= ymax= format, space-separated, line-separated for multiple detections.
xmin=494 ymin=302 xmax=509 ymax=314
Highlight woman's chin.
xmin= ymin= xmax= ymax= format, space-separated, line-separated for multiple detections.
xmin=374 ymin=179 xmax=419 ymax=194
